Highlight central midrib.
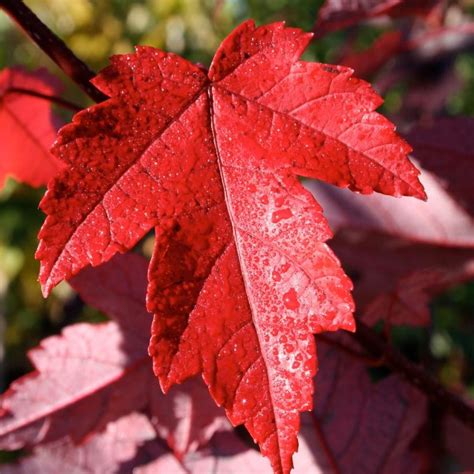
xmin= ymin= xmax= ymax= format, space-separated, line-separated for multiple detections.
xmin=206 ymin=83 xmax=286 ymax=472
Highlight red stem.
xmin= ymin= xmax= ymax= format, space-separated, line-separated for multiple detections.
xmin=0 ymin=0 xmax=106 ymax=103
xmin=5 ymin=87 xmax=82 ymax=111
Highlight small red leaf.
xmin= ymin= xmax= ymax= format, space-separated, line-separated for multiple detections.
xmin=0 ymin=67 xmax=64 ymax=189
xmin=36 ymin=20 xmax=424 ymax=472
xmin=363 ymin=269 xmax=443 ymax=326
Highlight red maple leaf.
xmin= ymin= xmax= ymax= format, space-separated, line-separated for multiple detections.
xmin=0 ymin=67 xmax=64 ymax=189
xmin=36 ymin=20 xmax=424 ymax=472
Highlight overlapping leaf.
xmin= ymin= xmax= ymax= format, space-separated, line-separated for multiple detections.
xmin=296 ymin=337 xmax=426 ymax=472
xmin=36 ymin=20 xmax=424 ymax=472
xmin=0 ymin=254 xmax=226 ymax=455
xmin=405 ymin=117 xmax=474 ymax=215
xmin=3 ymin=337 xmax=428 ymax=473
xmin=0 ymin=67 xmax=64 ymax=189
xmin=2 ymin=413 xmax=157 ymax=474
xmin=330 ymin=232 xmax=474 ymax=326
xmin=309 ymin=165 xmax=474 ymax=247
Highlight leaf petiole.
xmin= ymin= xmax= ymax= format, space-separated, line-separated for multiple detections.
xmin=4 ymin=87 xmax=82 ymax=112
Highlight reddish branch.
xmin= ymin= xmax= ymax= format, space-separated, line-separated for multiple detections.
xmin=352 ymin=320 xmax=474 ymax=431
xmin=4 ymin=87 xmax=82 ymax=111
xmin=2 ymin=0 xmax=474 ymax=436
xmin=0 ymin=0 xmax=106 ymax=103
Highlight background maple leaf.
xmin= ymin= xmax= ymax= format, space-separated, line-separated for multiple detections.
xmin=0 ymin=254 xmax=227 ymax=456
xmin=0 ymin=67 xmax=64 ymax=189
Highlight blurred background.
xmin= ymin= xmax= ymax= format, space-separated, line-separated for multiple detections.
xmin=0 ymin=0 xmax=473 ymax=441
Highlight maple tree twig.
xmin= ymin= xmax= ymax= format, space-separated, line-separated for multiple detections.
xmin=0 ymin=0 xmax=106 ymax=103
xmin=352 ymin=320 xmax=474 ymax=432
xmin=5 ymin=87 xmax=82 ymax=112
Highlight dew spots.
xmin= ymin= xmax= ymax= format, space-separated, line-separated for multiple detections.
xmin=275 ymin=196 xmax=285 ymax=207
xmin=272 ymin=269 xmax=281 ymax=282
xmin=271 ymin=208 xmax=293 ymax=223
xmin=283 ymin=288 xmax=299 ymax=311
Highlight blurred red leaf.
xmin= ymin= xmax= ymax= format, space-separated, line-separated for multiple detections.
xmin=2 ymin=413 xmax=157 ymax=474
xmin=444 ymin=412 xmax=474 ymax=470
xmin=309 ymin=165 xmax=474 ymax=247
xmin=330 ymin=232 xmax=474 ymax=326
xmin=137 ymin=430 xmax=269 ymax=473
xmin=405 ymin=117 xmax=474 ymax=215
xmin=315 ymin=0 xmax=402 ymax=35
xmin=339 ymin=31 xmax=404 ymax=79
xmin=0 ymin=67 xmax=64 ymax=189
xmin=0 ymin=254 xmax=227 ymax=457
xmin=0 ymin=321 xmax=149 ymax=449
xmin=34 ymin=19 xmax=424 ymax=472
xmin=293 ymin=338 xmax=427 ymax=472
xmin=388 ymin=0 xmax=444 ymax=20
